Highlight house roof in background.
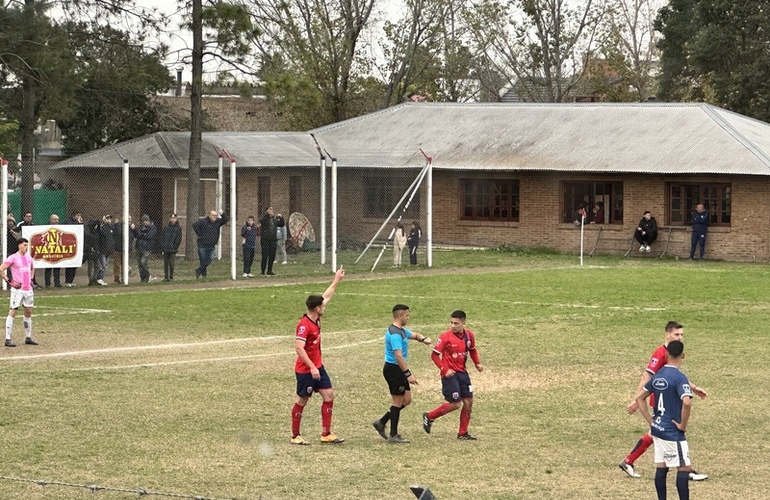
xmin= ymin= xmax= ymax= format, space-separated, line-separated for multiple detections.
xmin=53 ymin=102 xmax=770 ymax=176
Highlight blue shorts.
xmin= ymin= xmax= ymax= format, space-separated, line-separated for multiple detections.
xmin=441 ymin=371 xmax=473 ymax=403
xmin=295 ymin=365 xmax=332 ymax=397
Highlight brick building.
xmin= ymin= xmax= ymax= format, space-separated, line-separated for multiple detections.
xmin=52 ymin=102 xmax=770 ymax=261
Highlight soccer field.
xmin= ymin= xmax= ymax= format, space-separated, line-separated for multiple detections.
xmin=1 ymin=254 xmax=769 ymax=499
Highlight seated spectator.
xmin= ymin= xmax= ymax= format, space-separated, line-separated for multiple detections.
xmin=634 ymin=211 xmax=658 ymax=252
xmin=592 ymin=201 xmax=605 ymax=224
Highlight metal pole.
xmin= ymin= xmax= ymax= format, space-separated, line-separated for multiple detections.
xmin=216 ymin=153 xmax=223 ymax=261
xmin=426 ymin=160 xmax=433 ymax=268
xmin=320 ymin=156 xmax=327 ymax=265
xmin=331 ymin=157 xmax=337 ymax=272
xmin=580 ymin=215 xmax=585 ymax=267
xmin=122 ymin=158 xmax=130 ymax=284
xmin=230 ymin=156 xmax=237 ymax=280
xmin=1 ymin=158 xmax=8 ymax=291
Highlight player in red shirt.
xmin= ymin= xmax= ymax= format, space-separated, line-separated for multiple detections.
xmin=619 ymin=321 xmax=709 ymax=480
xmin=422 ymin=310 xmax=484 ymax=440
xmin=290 ymin=266 xmax=345 ymax=445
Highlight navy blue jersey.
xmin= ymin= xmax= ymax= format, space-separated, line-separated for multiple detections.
xmin=644 ymin=365 xmax=693 ymax=441
xmin=384 ymin=324 xmax=412 ymax=364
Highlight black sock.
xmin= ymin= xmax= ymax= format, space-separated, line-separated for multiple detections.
xmin=655 ymin=468 xmax=668 ymax=500
xmin=676 ymin=471 xmax=690 ymax=500
xmin=380 ymin=411 xmax=390 ymax=425
xmin=389 ymin=405 xmax=402 ymax=437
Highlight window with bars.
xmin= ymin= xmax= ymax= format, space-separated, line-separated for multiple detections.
xmin=668 ymin=183 xmax=731 ymax=226
xmin=460 ymin=179 xmax=520 ymax=221
xmin=363 ymin=176 xmax=421 ymax=218
xmin=561 ymin=181 xmax=623 ymax=224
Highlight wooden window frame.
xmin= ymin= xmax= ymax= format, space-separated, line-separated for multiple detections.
xmin=667 ymin=183 xmax=731 ymax=227
xmin=460 ymin=179 xmax=520 ymax=222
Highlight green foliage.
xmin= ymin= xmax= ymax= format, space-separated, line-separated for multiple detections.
xmin=657 ymin=0 xmax=770 ymax=120
xmin=57 ymin=23 xmax=172 ymax=155
xmin=0 ymin=121 xmax=20 ymax=160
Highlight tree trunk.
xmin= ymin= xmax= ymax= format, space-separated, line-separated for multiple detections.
xmin=185 ymin=0 xmax=203 ymax=260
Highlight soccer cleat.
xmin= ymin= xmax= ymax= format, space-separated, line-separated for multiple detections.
xmin=689 ymin=470 xmax=708 ymax=481
xmin=457 ymin=433 xmax=477 ymax=440
xmin=619 ymin=461 xmax=641 ymax=478
xmin=5 ymin=340 xmax=16 ymax=347
xmin=24 ymin=338 xmax=38 ymax=346
xmin=388 ymin=434 xmax=410 ymax=444
xmin=320 ymin=433 xmax=345 ymax=444
xmin=422 ymin=412 xmax=433 ymax=434
xmin=372 ymin=420 xmax=388 ymax=440
xmin=290 ymin=435 xmax=310 ymax=445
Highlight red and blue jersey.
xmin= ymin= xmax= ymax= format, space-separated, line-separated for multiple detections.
xmin=644 ymin=344 xmax=669 ymax=407
xmin=294 ymin=314 xmax=322 ymax=373
xmin=433 ymin=329 xmax=477 ymax=375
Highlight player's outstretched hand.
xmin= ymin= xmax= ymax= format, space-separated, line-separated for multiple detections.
xmin=692 ymin=386 xmax=708 ymax=400
xmin=422 ymin=337 xmax=432 ymax=346
xmin=627 ymin=400 xmax=639 ymax=415
xmin=9 ymin=280 xmax=21 ymax=289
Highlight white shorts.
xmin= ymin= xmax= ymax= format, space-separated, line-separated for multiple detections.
xmin=10 ymin=288 xmax=34 ymax=309
xmin=652 ymin=436 xmax=691 ymax=468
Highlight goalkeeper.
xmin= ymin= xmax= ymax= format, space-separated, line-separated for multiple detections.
xmin=0 ymin=238 xmax=38 ymax=347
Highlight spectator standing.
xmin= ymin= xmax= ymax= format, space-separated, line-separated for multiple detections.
xmin=241 ymin=216 xmax=257 ymax=278
xmin=192 ymin=210 xmax=229 ymax=278
xmin=15 ymin=212 xmax=40 ymax=289
xmin=111 ymin=216 xmax=126 ymax=284
xmin=0 ymin=238 xmax=38 ymax=347
xmin=160 ymin=213 xmax=182 ymax=281
xmin=407 ymin=221 xmax=422 ymax=266
xmin=131 ymin=214 xmax=157 ymax=283
xmin=422 ymin=310 xmax=484 ymax=440
xmin=259 ymin=207 xmax=277 ymax=276
xmin=290 ymin=267 xmax=345 ymax=445
xmin=372 ymin=304 xmax=431 ymax=443
xmin=96 ymin=215 xmax=115 ymax=286
xmin=392 ymin=222 xmax=407 ymax=267
xmin=275 ymin=213 xmax=288 ymax=265
xmin=64 ymin=212 xmax=83 ymax=287
xmin=43 ymin=214 xmax=62 ymax=287
xmin=84 ymin=219 xmax=101 ymax=286
xmin=635 ymin=211 xmax=658 ymax=253
xmin=689 ymin=203 xmax=709 ymax=261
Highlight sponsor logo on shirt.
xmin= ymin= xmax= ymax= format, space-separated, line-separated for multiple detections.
xmin=652 ymin=378 xmax=669 ymax=390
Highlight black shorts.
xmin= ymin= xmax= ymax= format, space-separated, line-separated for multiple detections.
xmin=442 ymin=371 xmax=473 ymax=402
xmin=383 ymin=362 xmax=410 ymax=396
xmin=295 ymin=365 xmax=333 ymax=397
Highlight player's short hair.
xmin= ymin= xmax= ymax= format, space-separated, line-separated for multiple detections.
xmin=306 ymin=295 xmax=324 ymax=310
xmin=665 ymin=321 xmax=683 ymax=332
xmin=450 ymin=310 xmax=466 ymax=321
xmin=392 ymin=304 xmax=409 ymax=316
xmin=644 ymin=211 xmax=651 ymax=215
xmin=18 ymin=238 xmax=28 ymax=244
xmin=667 ymin=340 xmax=684 ymax=358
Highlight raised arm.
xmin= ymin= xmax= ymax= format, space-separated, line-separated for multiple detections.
xmin=322 ymin=267 xmax=345 ymax=305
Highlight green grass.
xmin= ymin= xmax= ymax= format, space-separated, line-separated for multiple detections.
xmin=1 ymin=252 xmax=769 ymax=499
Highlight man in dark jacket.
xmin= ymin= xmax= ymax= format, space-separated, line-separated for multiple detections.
xmin=64 ymin=212 xmax=83 ymax=287
xmin=96 ymin=215 xmax=116 ymax=286
xmin=689 ymin=204 xmax=709 ymax=260
xmin=192 ymin=210 xmax=229 ymax=278
xmin=131 ymin=214 xmax=157 ymax=283
xmin=84 ymin=219 xmax=101 ymax=286
xmin=161 ymin=213 xmax=182 ymax=281
xmin=634 ymin=211 xmax=658 ymax=253
xmin=259 ymin=207 xmax=277 ymax=276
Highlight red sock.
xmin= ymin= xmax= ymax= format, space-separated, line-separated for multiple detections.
xmin=321 ymin=401 xmax=333 ymax=436
xmin=458 ymin=407 xmax=472 ymax=435
xmin=427 ymin=403 xmax=454 ymax=421
xmin=291 ymin=403 xmax=304 ymax=438
xmin=625 ymin=433 xmax=654 ymax=465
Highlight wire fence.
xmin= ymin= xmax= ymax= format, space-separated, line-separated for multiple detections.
xmin=0 ymin=474 xmax=249 ymax=499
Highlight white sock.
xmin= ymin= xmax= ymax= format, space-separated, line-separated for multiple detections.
xmin=23 ymin=316 xmax=32 ymax=337
xmin=6 ymin=316 xmax=13 ymax=340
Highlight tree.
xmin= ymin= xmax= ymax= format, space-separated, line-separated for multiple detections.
xmin=593 ymin=0 xmax=662 ymax=102
xmin=57 ymin=23 xmax=172 ymax=155
xmin=466 ymin=0 xmax=605 ymax=102
xmin=247 ymin=0 xmax=378 ymax=129
xmin=656 ymin=0 xmax=770 ymax=121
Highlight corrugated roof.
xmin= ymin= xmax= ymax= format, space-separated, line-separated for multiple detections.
xmin=53 ymin=102 xmax=770 ymax=175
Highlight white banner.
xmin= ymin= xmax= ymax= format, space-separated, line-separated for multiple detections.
xmin=21 ymin=225 xmax=84 ymax=268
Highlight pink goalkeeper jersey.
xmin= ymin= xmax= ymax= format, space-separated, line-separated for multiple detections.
xmin=4 ymin=253 xmax=34 ymax=291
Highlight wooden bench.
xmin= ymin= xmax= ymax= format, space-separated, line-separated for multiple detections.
xmin=589 ymin=226 xmax=690 ymax=258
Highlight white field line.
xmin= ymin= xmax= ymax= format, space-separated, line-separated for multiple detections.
xmin=337 ymin=293 xmax=666 ymax=312
xmin=34 ymin=306 xmax=112 ymax=317
xmin=67 ymin=338 xmax=382 ymax=372
xmin=0 ymin=328 xmax=383 ymax=362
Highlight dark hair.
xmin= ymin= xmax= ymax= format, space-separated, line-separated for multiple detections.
xmin=451 ymin=310 xmax=466 ymax=321
xmin=595 ymin=201 xmax=604 ymax=208
xmin=666 ymin=340 xmax=684 ymax=358
xmin=392 ymin=304 xmax=409 ymax=316
xmin=18 ymin=237 xmax=28 ymax=244
xmin=665 ymin=321 xmax=683 ymax=333
xmin=644 ymin=211 xmax=651 ymax=215
xmin=306 ymin=295 xmax=324 ymax=310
